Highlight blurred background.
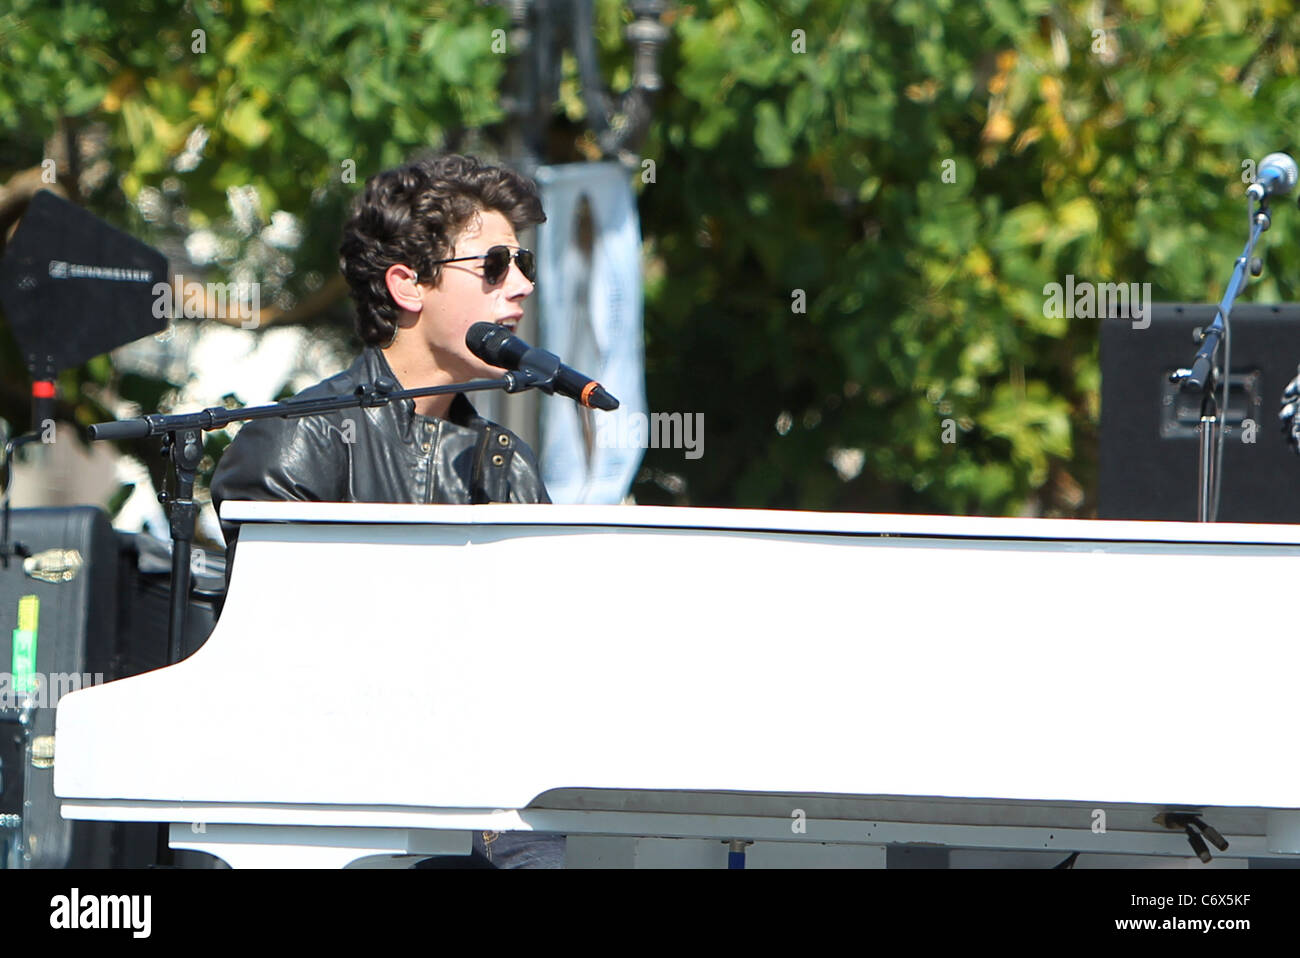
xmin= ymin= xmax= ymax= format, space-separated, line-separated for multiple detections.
xmin=4 ymin=0 xmax=1300 ymax=552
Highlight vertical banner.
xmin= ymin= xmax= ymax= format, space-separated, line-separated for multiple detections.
xmin=533 ymin=162 xmax=647 ymax=504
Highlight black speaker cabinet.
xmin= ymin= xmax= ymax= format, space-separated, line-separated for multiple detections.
xmin=0 ymin=506 xmax=226 ymax=867
xmin=1099 ymin=304 xmax=1300 ymax=523
xmin=0 ymin=506 xmax=123 ymax=867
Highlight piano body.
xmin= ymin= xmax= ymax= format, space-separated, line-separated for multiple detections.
xmin=53 ymin=503 xmax=1300 ymax=868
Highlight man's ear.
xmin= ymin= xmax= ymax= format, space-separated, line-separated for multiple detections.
xmin=385 ymin=264 xmax=423 ymax=312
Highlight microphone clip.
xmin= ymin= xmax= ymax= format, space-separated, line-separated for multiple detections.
xmin=503 ymin=347 xmax=561 ymax=395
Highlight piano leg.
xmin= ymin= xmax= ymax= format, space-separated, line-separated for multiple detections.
xmin=168 ymin=823 xmax=473 ymax=869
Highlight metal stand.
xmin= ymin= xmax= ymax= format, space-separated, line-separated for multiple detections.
xmin=160 ymin=428 xmax=204 ymax=667
xmin=0 ymin=368 xmax=56 ymax=568
xmin=1196 ymin=409 xmax=1219 ymax=523
xmin=1172 ymin=199 xmax=1271 ymax=521
xmin=0 ymin=435 xmax=37 ymax=569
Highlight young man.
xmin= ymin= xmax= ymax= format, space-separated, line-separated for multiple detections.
xmin=209 ymin=154 xmax=562 ymax=868
xmin=211 ymin=154 xmax=550 ymax=547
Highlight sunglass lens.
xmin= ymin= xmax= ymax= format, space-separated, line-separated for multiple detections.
xmin=483 ymin=247 xmax=510 ymax=285
xmin=516 ymin=249 xmax=536 ymax=283
xmin=479 ymin=247 xmax=535 ymax=284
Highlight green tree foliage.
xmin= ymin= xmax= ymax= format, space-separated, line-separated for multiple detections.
xmin=634 ymin=0 xmax=1300 ymax=515
xmin=0 ymin=0 xmax=510 ymax=496
xmin=3 ymin=0 xmax=1300 ymax=519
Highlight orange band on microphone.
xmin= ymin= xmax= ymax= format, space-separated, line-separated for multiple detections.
xmin=580 ymin=382 xmax=598 ymax=407
xmin=31 ymin=381 xmax=56 ymax=398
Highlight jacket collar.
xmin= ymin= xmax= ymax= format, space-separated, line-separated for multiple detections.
xmin=357 ymin=346 xmax=482 ymax=430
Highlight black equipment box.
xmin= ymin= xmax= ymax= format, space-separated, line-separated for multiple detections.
xmin=1 ymin=506 xmax=225 ymax=868
xmin=1099 ymin=304 xmax=1300 ymax=523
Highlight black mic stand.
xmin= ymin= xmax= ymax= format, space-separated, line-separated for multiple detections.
xmin=87 ymin=366 xmax=553 ymax=668
xmin=0 ymin=358 xmax=59 ymax=569
xmin=1171 ymin=196 xmax=1271 ymax=522
xmin=1 ymin=434 xmax=36 ymax=570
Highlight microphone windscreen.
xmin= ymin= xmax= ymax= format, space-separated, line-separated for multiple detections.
xmin=465 ymin=322 xmax=530 ymax=370
xmin=465 ymin=321 xmax=505 ymax=361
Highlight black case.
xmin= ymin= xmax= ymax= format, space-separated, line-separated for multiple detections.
xmin=1100 ymin=304 xmax=1300 ymax=523
xmin=1 ymin=506 xmax=120 ymax=867
xmin=1 ymin=506 xmax=226 ymax=868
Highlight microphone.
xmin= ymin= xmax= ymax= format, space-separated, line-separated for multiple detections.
xmin=1247 ymin=152 xmax=1298 ymax=201
xmin=466 ymin=322 xmax=619 ymax=411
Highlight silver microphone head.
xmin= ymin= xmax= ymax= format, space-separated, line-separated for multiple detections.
xmin=1261 ymin=152 xmax=1299 ymax=190
xmin=1248 ymin=152 xmax=1299 ymax=200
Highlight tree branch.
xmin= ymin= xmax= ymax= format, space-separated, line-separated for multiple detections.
xmin=0 ymin=168 xmax=68 ymax=248
xmin=167 ymin=274 xmax=349 ymax=330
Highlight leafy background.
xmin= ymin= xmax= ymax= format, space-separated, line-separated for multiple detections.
xmin=3 ymin=0 xmax=1300 ymax=530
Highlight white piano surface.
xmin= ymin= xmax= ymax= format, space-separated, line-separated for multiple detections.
xmin=53 ymin=503 xmax=1300 ymax=868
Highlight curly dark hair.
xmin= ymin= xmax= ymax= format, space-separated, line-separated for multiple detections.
xmin=338 ymin=154 xmax=546 ymax=347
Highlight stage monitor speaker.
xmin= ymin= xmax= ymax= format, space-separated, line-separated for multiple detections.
xmin=0 ymin=506 xmax=124 ymax=867
xmin=1099 ymin=303 xmax=1300 ymax=523
xmin=0 ymin=506 xmax=225 ymax=868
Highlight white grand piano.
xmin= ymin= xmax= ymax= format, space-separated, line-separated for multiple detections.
xmin=53 ymin=502 xmax=1300 ymax=868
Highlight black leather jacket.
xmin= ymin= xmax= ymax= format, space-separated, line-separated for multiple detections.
xmin=210 ymin=346 xmax=550 ymax=560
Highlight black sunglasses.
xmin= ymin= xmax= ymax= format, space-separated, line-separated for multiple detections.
xmin=430 ymin=246 xmax=536 ymax=286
